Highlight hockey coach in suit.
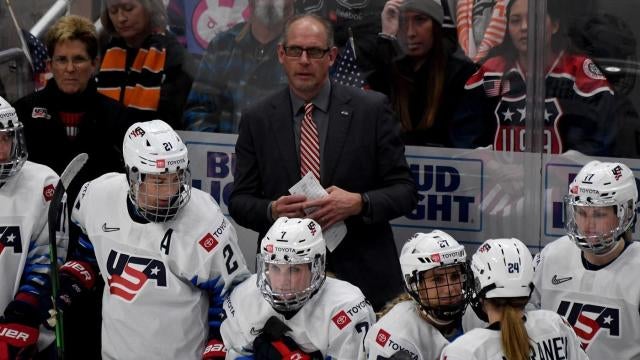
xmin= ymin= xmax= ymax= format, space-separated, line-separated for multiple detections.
xmin=229 ymin=13 xmax=418 ymax=310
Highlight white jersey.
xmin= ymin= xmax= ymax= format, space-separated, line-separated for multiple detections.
xmin=222 ymin=275 xmax=375 ymax=359
xmin=364 ymin=301 xmax=449 ymax=360
xmin=71 ymin=173 xmax=250 ymax=360
xmin=440 ymin=310 xmax=588 ymax=360
xmin=530 ymin=236 xmax=640 ymax=359
xmin=0 ymin=161 xmax=61 ymax=349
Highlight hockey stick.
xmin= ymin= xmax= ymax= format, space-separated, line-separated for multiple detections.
xmin=48 ymin=153 xmax=88 ymax=360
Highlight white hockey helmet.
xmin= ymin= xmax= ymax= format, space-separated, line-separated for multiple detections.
xmin=0 ymin=96 xmax=27 ymax=181
xmin=257 ymin=217 xmax=326 ymax=312
xmin=122 ymin=120 xmax=191 ymax=222
xmin=564 ymin=160 xmax=638 ymax=254
xmin=400 ymin=230 xmax=470 ymax=323
xmin=469 ymin=238 xmax=534 ymax=321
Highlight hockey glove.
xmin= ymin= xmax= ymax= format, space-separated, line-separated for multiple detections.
xmin=252 ymin=317 xmax=322 ymax=360
xmin=0 ymin=300 xmax=40 ymax=360
xmin=202 ymin=338 xmax=226 ymax=359
xmin=56 ymin=260 xmax=97 ymax=312
xmin=377 ymin=350 xmax=413 ymax=360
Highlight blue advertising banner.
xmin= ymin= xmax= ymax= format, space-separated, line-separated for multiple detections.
xmin=179 ymin=131 xmax=640 ymax=268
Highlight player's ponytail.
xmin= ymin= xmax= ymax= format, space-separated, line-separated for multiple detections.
xmin=494 ymin=297 xmax=530 ymax=360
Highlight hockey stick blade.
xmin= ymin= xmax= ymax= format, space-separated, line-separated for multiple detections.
xmin=48 ymin=153 xmax=88 ymax=360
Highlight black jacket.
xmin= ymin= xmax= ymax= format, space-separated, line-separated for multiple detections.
xmin=13 ymin=80 xmax=131 ymax=205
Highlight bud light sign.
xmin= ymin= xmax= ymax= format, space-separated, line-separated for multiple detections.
xmin=392 ymin=153 xmax=483 ymax=232
xmin=181 ymin=131 xmax=238 ymax=214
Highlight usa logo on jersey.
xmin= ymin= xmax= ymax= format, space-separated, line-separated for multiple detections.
xmin=557 ymin=300 xmax=620 ymax=350
xmin=106 ymin=250 xmax=167 ymax=302
xmin=0 ymin=226 xmax=22 ymax=254
xmin=494 ymin=95 xmax=563 ymax=153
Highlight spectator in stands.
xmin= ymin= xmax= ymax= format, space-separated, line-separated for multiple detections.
xmin=455 ymin=0 xmax=508 ymax=63
xmin=370 ymin=0 xmax=476 ymax=146
xmin=97 ymin=0 xmax=194 ymax=129
xmin=12 ymin=15 xmax=130 ymax=359
xmin=451 ymin=0 xmax=617 ymax=156
xmin=183 ymin=0 xmax=294 ymax=133
xmin=569 ymin=13 xmax=640 ymax=158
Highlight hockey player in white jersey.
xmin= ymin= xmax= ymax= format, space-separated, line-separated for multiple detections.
xmin=221 ymin=217 xmax=375 ymax=359
xmin=0 ymin=96 xmax=64 ymax=358
xmin=364 ymin=230 xmax=471 ymax=360
xmin=530 ymin=160 xmax=640 ymax=359
xmin=55 ymin=119 xmax=250 ymax=359
xmin=440 ymin=238 xmax=587 ymax=360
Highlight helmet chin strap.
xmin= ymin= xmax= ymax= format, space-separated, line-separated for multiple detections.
xmin=418 ymin=305 xmax=454 ymax=326
xmin=587 ymin=235 xmax=623 ymax=257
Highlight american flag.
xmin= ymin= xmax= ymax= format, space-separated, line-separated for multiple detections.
xmin=331 ymin=36 xmax=367 ymax=89
xmin=21 ymin=30 xmax=49 ymax=90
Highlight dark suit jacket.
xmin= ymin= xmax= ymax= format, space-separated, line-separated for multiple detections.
xmin=229 ymin=82 xmax=418 ymax=309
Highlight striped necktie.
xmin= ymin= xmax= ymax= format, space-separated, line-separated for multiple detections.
xmin=300 ymin=102 xmax=320 ymax=180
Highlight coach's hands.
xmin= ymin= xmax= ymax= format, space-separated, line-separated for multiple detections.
xmin=304 ymin=186 xmax=362 ymax=229
xmin=271 ymin=195 xmax=307 ymax=220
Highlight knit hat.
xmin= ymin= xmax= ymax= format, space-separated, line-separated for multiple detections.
xmin=402 ymin=0 xmax=444 ymax=25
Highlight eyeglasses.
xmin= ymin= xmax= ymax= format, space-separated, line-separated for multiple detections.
xmin=51 ymin=55 xmax=91 ymax=69
xmin=283 ymin=46 xmax=330 ymax=59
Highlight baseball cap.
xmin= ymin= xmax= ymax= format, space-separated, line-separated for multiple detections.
xmin=402 ymin=0 xmax=444 ymax=25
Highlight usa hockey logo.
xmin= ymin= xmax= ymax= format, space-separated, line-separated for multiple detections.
xmin=494 ymin=96 xmax=562 ymax=153
xmin=307 ymin=221 xmax=317 ymax=236
xmin=376 ymin=329 xmax=390 ymax=346
xmin=0 ymin=226 xmax=22 ymax=254
xmin=106 ymin=250 xmax=167 ymax=302
xmin=612 ymin=165 xmax=623 ymax=181
xmin=478 ymin=243 xmax=491 ymax=253
xmin=557 ymin=300 xmax=620 ymax=350
xmin=130 ymin=127 xmax=145 ymax=137
xmin=331 ymin=310 xmax=352 ymax=330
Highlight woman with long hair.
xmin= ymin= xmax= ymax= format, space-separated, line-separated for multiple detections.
xmin=371 ymin=0 xmax=477 ymax=146
xmin=364 ymin=230 xmax=471 ymax=359
xmin=452 ymin=0 xmax=616 ymax=156
xmin=440 ymin=238 xmax=587 ymax=360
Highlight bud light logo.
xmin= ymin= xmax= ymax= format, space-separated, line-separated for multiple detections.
xmin=188 ymin=148 xmax=236 ymax=213
xmin=394 ymin=156 xmax=482 ymax=232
